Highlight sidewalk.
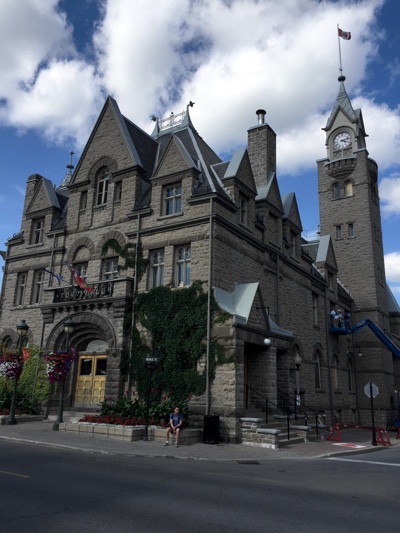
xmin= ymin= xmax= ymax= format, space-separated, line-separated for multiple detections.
xmin=1 ymin=418 xmax=399 ymax=461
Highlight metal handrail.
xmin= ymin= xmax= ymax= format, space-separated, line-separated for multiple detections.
xmin=245 ymin=385 xmax=292 ymax=440
xmin=277 ymin=388 xmax=320 ymax=436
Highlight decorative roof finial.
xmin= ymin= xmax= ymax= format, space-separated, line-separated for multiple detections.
xmin=66 ymin=150 xmax=75 ymax=176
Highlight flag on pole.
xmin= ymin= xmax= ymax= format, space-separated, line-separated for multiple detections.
xmin=338 ymin=28 xmax=351 ymax=40
xmin=66 ymin=263 xmax=94 ymax=292
xmin=43 ymin=268 xmax=63 ymax=283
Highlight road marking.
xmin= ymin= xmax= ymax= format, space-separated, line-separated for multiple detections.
xmin=0 ymin=469 xmax=30 ymax=478
xmin=328 ymin=458 xmax=400 ymax=467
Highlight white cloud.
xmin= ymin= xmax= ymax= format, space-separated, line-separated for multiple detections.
xmin=380 ymin=173 xmax=400 ymax=216
xmin=0 ymin=0 xmax=392 ymax=157
xmin=385 ymin=252 xmax=400 ymax=282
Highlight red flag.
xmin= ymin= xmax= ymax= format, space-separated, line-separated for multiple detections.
xmin=338 ymin=28 xmax=351 ymax=40
xmin=67 ymin=263 xmax=94 ymax=292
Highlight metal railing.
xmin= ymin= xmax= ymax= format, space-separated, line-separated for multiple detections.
xmin=245 ymin=385 xmax=292 ymax=440
xmin=277 ymin=388 xmax=320 ymax=436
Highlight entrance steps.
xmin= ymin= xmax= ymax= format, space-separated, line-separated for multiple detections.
xmin=241 ymin=410 xmax=322 ymax=449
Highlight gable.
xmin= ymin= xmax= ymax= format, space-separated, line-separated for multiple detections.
xmin=153 ymin=135 xmax=194 ymax=178
xmin=257 ymin=173 xmax=284 ymax=215
xmin=71 ymin=97 xmax=139 ymax=186
xmin=26 ymin=178 xmax=59 ymax=216
xmin=282 ymin=193 xmax=302 ymax=232
xmin=222 ymin=149 xmax=257 ymax=196
xmin=315 ymin=235 xmax=338 ymax=272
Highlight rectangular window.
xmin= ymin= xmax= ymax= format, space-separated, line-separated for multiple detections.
xmin=239 ymin=194 xmax=247 ymax=225
xmin=15 ymin=272 xmax=28 ymax=306
xmin=31 ymin=218 xmax=45 ymax=244
xmin=97 ymin=174 xmax=109 ymax=205
xmin=80 ymin=191 xmax=88 ymax=210
xmin=335 ymin=225 xmax=342 ymax=239
xmin=114 ymin=181 xmax=122 ymax=202
xmin=31 ymin=269 xmax=45 ymax=304
xmin=175 ymin=245 xmax=191 ymax=287
xmin=312 ymin=293 xmax=318 ymax=326
xmin=348 ymin=223 xmax=354 ymax=238
xmin=102 ymin=258 xmax=119 ymax=280
xmin=74 ymin=262 xmax=88 ymax=280
xmin=164 ymin=183 xmax=182 ymax=215
xmin=290 ymin=232 xmax=296 ymax=257
xmin=150 ymin=249 xmax=164 ymax=288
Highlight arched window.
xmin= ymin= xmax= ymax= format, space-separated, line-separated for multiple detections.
xmin=96 ymin=167 xmax=110 ymax=205
xmin=332 ymin=355 xmax=339 ymax=390
xmin=314 ymin=350 xmax=322 ymax=389
xmin=332 ymin=182 xmax=341 ymax=199
xmin=344 ymin=180 xmax=353 ymax=197
xmin=347 ymin=357 xmax=355 ymax=392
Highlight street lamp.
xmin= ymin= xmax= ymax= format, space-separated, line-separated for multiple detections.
xmin=294 ymin=353 xmax=302 ymax=421
xmin=144 ymin=356 xmax=158 ymax=441
xmin=53 ymin=317 xmax=75 ymax=431
xmin=6 ymin=319 xmax=29 ymax=425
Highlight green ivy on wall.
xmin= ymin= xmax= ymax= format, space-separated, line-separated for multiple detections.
xmin=127 ymin=281 xmax=223 ymax=406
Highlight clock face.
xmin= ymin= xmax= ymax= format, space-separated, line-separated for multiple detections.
xmin=333 ymin=132 xmax=351 ymax=149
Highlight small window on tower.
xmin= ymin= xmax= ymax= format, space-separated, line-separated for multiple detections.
xmin=344 ymin=181 xmax=353 ymax=197
xmin=332 ymin=183 xmax=341 ymax=200
xmin=335 ymin=225 xmax=342 ymax=239
xmin=348 ymin=223 xmax=354 ymax=238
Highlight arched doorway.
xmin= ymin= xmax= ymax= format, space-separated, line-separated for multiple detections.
xmin=74 ymin=339 xmax=108 ymax=406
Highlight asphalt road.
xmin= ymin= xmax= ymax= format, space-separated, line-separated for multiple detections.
xmin=1 ymin=441 xmax=399 ymax=533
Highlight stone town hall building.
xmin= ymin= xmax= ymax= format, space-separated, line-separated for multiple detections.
xmin=1 ymin=76 xmax=399 ymax=441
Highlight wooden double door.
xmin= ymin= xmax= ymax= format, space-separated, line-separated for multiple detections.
xmin=74 ymin=355 xmax=107 ymax=405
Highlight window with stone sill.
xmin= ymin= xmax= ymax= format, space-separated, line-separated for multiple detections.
xmin=96 ymin=167 xmax=110 ymax=206
xmin=348 ymin=223 xmax=355 ymax=238
xmin=73 ymin=262 xmax=88 ymax=281
xmin=163 ymin=183 xmax=182 ymax=216
xmin=114 ymin=181 xmax=122 ymax=203
xmin=31 ymin=269 xmax=46 ymax=304
xmin=335 ymin=225 xmax=342 ymax=239
xmin=332 ymin=182 xmax=341 ymax=200
xmin=314 ymin=351 xmax=322 ymax=389
xmin=31 ymin=218 xmax=45 ymax=245
xmin=80 ymin=191 xmax=88 ymax=210
xmin=312 ymin=293 xmax=319 ymax=326
xmin=150 ymin=249 xmax=164 ymax=288
xmin=102 ymin=257 xmax=119 ymax=280
xmin=239 ymin=194 xmax=248 ymax=225
xmin=175 ymin=245 xmax=191 ymax=287
xmin=15 ymin=272 xmax=28 ymax=306
xmin=344 ymin=180 xmax=353 ymax=197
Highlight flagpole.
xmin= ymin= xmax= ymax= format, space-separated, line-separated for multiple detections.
xmin=337 ymin=24 xmax=343 ymax=75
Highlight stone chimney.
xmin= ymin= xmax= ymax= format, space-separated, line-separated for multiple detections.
xmin=247 ymin=110 xmax=276 ymax=188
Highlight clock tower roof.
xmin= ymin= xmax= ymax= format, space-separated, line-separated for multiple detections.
xmin=324 ymin=76 xmax=358 ymax=131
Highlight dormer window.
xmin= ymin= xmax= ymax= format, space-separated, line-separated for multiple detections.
xmin=31 ymin=218 xmax=45 ymax=244
xmin=164 ymin=182 xmax=182 ymax=215
xmin=96 ymin=167 xmax=110 ymax=205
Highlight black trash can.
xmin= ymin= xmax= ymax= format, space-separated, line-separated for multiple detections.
xmin=203 ymin=415 xmax=219 ymax=444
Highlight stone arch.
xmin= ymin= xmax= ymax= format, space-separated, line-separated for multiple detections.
xmin=45 ymin=312 xmax=117 ymax=353
xmin=66 ymin=236 xmax=96 ymax=263
xmin=1 ymin=328 xmax=18 ymax=349
xmin=88 ymin=156 xmax=118 ymax=186
xmin=96 ymin=230 xmax=127 ymax=257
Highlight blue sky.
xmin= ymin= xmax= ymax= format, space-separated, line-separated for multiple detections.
xmin=0 ymin=0 xmax=399 ymax=300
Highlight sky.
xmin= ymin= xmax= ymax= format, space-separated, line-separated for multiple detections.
xmin=0 ymin=0 xmax=399 ymax=300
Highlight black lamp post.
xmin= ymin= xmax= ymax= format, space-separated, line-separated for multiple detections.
xmin=6 ymin=319 xmax=29 ymax=425
xmin=53 ymin=317 xmax=75 ymax=431
xmin=144 ymin=356 xmax=158 ymax=441
xmin=294 ymin=354 xmax=302 ymax=421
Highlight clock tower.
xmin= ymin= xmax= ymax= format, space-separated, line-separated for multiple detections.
xmin=317 ymin=75 xmax=395 ymax=423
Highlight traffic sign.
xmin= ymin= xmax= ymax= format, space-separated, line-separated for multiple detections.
xmin=364 ymin=382 xmax=379 ymax=398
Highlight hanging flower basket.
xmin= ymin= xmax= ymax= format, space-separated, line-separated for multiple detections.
xmin=0 ymin=353 xmax=23 ymax=381
xmin=45 ymin=347 xmax=77 ymax=383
